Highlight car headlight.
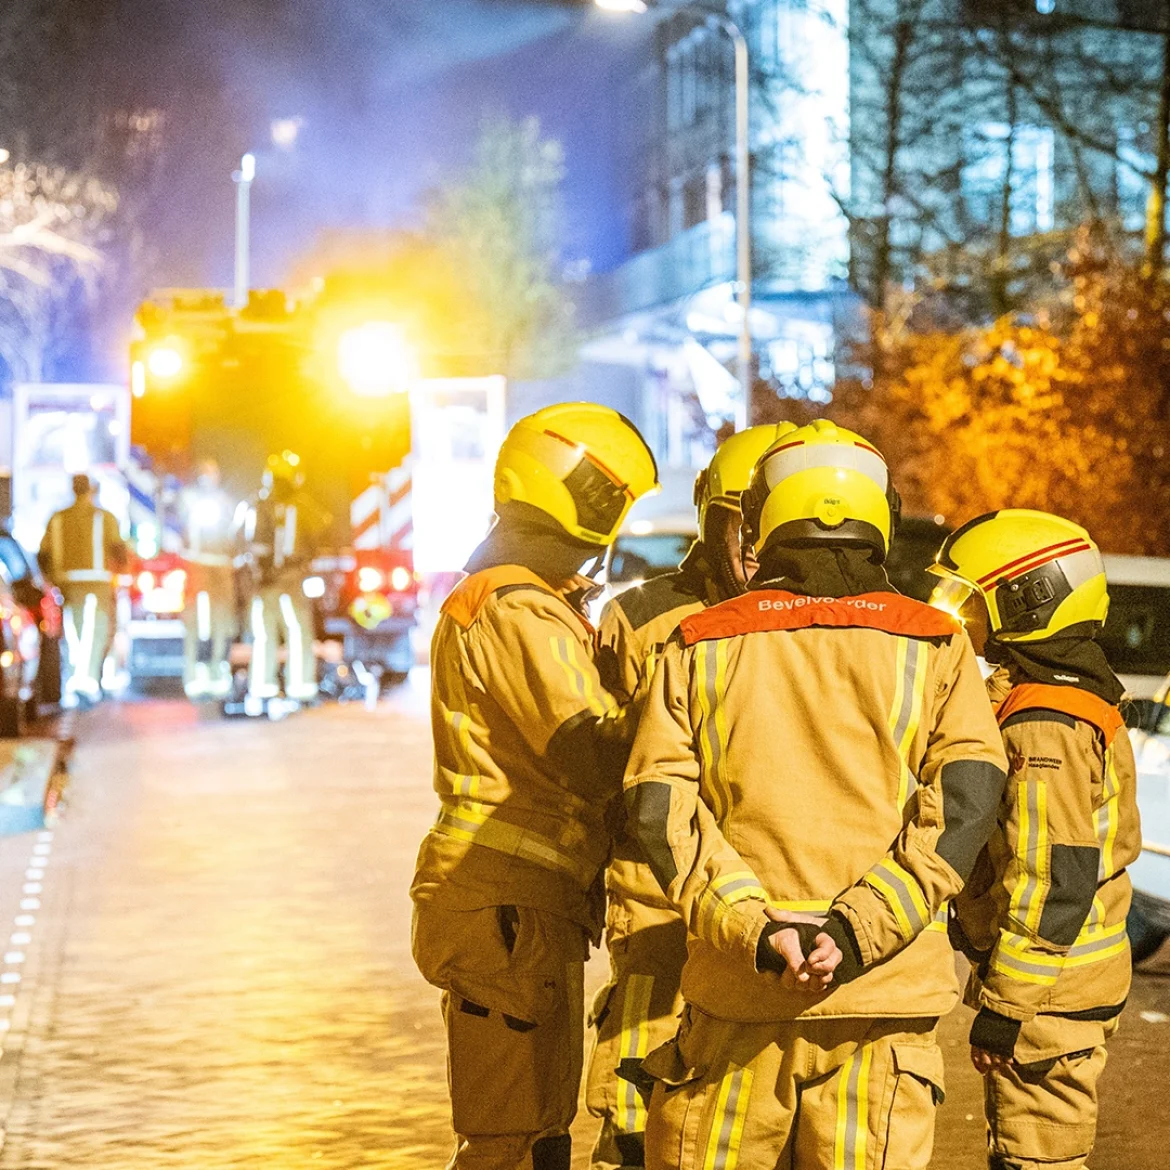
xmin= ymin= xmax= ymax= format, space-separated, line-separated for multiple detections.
xmin=302 ymin=576 xmax=326 ymax=599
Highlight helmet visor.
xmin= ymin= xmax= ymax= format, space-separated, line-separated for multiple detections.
xmin=563 ymin=455 xmax=630 ymax=537
xmin=928 ymin=577 xmax=975 ymax=623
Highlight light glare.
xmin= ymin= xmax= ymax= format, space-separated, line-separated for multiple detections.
xmin=338 ymin=322 xmax=417 ymax=397
xmin=147 ymin=346 xmax=183 ymax=379
xmin=595 ymin=0 xmax=647 ymax=11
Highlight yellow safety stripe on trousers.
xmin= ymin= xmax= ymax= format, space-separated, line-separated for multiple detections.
xmin=431 ymin=799 xmax=596 ymax=886
xmin=834 ymin=1044 xmax=872 ymax=1170
xmin=1096 ymin=745 xmax=1121 ymax=881
xmin=614 ymin=974 xmax=654 ymax=1136
xmin=695 ymin=641 xmax=733 ymax=823
xmin=701 ymin=1064 xmax=754 ymax=1170
xmin=1008 ymin=777 xmax=1049 ymax=935
xmin=550 ymin=636 xmax=612 ymax=718
xmin=862 ymin=858 xmax=931 ymax=942
xmin=887 ymin=637 xmax=928 ymax=808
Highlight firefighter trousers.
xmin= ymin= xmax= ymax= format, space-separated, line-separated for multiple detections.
xmin=248 ymin=577 xmax=317 ymax=700
xmin=60 ymin=583 xmax=114 ymax=701
xmin=184 ymin=566 xmax=236 ymax=699
xmin=587 ymin=898 xmax=689 ymax=1168
xmin=412 ymin=900 xmax=588 ymax=1170
xmin=983 ymin=1015 xmax=1119 ymax=1170
xmin=641 ymin=1007 xmax=945 ymax=1170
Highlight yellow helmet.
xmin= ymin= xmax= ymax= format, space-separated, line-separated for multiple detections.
xmin=741 ymin=419 xmax=895 ymax=556
xmin=929 ymin=510 xmax=1108 ymax=642
xmin=693 ymin=423 xmax=798 ymax=533
xmin=265 ymin=449 xmax=303 ymax=487
xmin=494 ymin=403 xmax=659 ymax=546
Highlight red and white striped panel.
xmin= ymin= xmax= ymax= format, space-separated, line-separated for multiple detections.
xmin=350 ymin=464 xmax=414 ymax=551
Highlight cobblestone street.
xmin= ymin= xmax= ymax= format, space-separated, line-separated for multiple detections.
xmin=0 ymin=680 xmax=1161 ymax=1167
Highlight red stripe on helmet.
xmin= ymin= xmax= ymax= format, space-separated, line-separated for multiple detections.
xmin=977 ymin=539 xmax=1091 ymax=587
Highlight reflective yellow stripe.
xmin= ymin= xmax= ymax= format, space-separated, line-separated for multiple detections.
xmin=862 ymin=858 xmax=930 ymax=941
xmin=711 ymin=871 xmax=768 ymax=903
xmin=696 ymin=641 xmax=733 ymax=823
xmin=615 ymin=974 xmax=654 ymax=1135
xmin=888 ymin=638 xmax=927 ymax=808
xmin=550 ymin=636 xmax=610 ymax=717
xmin=432 ymin=800 xmax=595 ymax=885
xmin=1098 ymin=746 xmax=1121 ymax=880
xmin=443 ymin=668 xmax=482 ymax=799
xmin=926 ymin=903 xmax=949 ymax=933
xmin=1067 ymin=919 xmax=1129 ymax=966
xmin=1010 ymin=778 xmax=1049 ymax=932
xmin=769 ymin=898 xmax=832 ymax=913
xmin=702 ymin=1065 xmax=753 ymax=1170
xmin=834 ymin=1045 xmax=871 ymax=1170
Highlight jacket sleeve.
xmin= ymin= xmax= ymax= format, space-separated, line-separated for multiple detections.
xmin=623 ymin=636 xmax=771 ymax=970
xmin=37 ymin=515 xmax=58 ymax=580
xmin=467 ymin=589 xmax=629 ymax=802
xmin=975 ymin=715 xmax=1103 ymax=1023
xmin=104 ymin=511 xmax=129 ymax=572
xmin=830 ymin=633 xmax=1009 ymax=974
xmin=596 ymin=597 xmax=641 ymax=708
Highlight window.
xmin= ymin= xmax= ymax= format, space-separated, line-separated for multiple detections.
xmin=962 ymin=123 xmax=1055 ymax=235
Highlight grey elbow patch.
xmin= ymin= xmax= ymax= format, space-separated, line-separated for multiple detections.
xmin=626 ymin=782 xmax=678 ymax=892
xmin=1039 ymin=845 xmax=1101 ymax=946
xmin=936 ymin=759 xmax=1008 ymax=881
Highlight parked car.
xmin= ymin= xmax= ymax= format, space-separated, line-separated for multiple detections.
xmin=1124 ymin=688 xmax=1170 ymax=961
xmin=605 ymin=515 xmax=696 ymax=594
xmin=1097 ymin=555 xmax=1170 ymax=699
xmin=0 ymin=529 xmax=63 ymax=717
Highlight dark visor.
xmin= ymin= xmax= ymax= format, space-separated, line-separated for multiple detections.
xmin=563 ymin=457 xmax=629 ymax=535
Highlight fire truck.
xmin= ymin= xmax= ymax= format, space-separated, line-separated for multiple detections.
xmin=129 ymin=288 xmax=504 ymax=702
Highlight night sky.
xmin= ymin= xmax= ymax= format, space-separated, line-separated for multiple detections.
xmin=109 ymin=0 xmax=646 ymax=291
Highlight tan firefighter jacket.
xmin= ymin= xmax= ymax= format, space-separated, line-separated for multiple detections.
xmin=39 ymin=500 xmax=127 ymax=588
xmin=623 ymin=588 xmax=1009 ymax=1022
xmin=411 ymin=564 xmax=632 ymax=939
xmin=956 ymin=675 xmax=1140 ymax=1024
xmin=598 ymin=546 xmax=720 ymax=915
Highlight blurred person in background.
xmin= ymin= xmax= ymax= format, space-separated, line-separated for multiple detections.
xmin=587 ymin=423 xmax=793 ymax=1170
xmin=240 ymin=451 xmax=330 ymax=711
xmin=411 ymin=404 xmax=659 ymax=1170
xmin=38 ymin=474 xmax=128 ymax=707
xmin=178 ymin=460 xmax=240 ymax=700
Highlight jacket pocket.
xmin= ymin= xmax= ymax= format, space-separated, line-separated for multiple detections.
xmin=892 ymin=1041 xmax=946 ymax=1106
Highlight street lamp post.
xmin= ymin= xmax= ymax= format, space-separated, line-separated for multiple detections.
xmin=597 ymin=0 xmax=752 ymax=430
xmin=233 ymin=152 xmax=256 ymax=309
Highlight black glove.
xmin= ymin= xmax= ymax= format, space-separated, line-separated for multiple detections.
xmin=756 ymin=920 xmax=823 ymax=973
xmin=947 ymin=905 xmax=991 ymax=965
xmin=969 ymin=1007 xmax=1021 ymax=1059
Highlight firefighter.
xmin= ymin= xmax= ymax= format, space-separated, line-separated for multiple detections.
xmin=624 ymin=419 xmax=1009 ymax=1170
xmin=411 ymin=403 xmax=659 ymax=1170
xmin=929 ymin=510 xmax=1140 ymax=1170
xmin=587 ymin=424 xmax=792 ymax=1170
xmin=38 ymin=474 xmax=129 ymax=706
xmin=242 ymin=451 xmax=330 ymax=709
xmin=179 ymin=461 xmax=240 ymax=700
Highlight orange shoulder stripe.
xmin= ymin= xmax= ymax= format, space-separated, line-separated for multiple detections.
xmin=995 ymin=682 xmax=1124 ymax=745
xmin=679 ymin=590 xmax=960 ymax=645
xmin=440 ymin=566 xmax=552 ymax=629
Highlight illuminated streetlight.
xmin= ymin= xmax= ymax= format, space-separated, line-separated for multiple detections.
xmin=233 ymin=153 xmax=256 ymax=308
xmin=338 ymin=323 xmax=418 ymax=397
xmin=594 ymin=0 xmax=752 ymax=429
